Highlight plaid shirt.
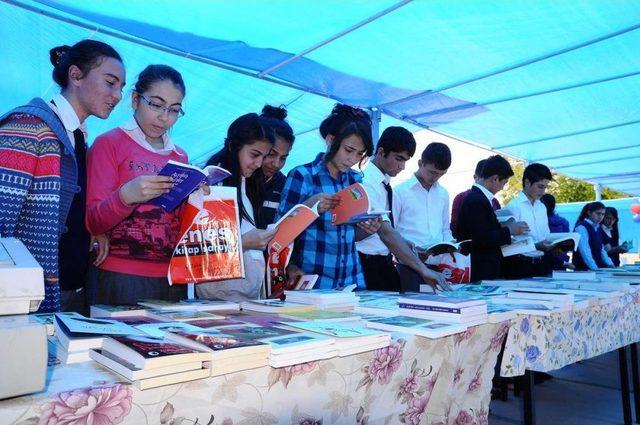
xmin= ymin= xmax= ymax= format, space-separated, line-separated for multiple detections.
xmin=276 ymin=153 xmax=364 ymax=289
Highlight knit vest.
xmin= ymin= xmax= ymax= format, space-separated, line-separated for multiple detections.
xmin=572 ymin=220 xmax=607 ymax=270
xmin=0 ymin=98 xmax=78 ymax=311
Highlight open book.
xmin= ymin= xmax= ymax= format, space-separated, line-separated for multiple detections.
xmin=500 ymin=235 xmax=536 ymax=257
xmin=544 ymin=232 xmax=580 ymax=251
xmin=419 ymin=240 xmax=471 ymax=255
xmin=330 ymin=183 xmax=389 ymax=225
xmin=268 ymin=203 xmax=319 ymax=253
xmin=151 ymin=160 xmax=232 ymax=211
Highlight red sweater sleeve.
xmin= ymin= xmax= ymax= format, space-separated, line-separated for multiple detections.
xmin=86 ymin=131 xmax=135 ymax=235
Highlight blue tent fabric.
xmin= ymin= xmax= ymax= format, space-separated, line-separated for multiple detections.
xmin=1 ymin=0 xmax=639 ymax=193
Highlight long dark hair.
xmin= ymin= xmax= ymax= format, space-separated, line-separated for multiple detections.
xmin=575 ymin=201 xmax=606 ymax=228
xmin=605 ymin=206 xmax=620 ymax=243
xmin=206 ymin=113 xmax=275 ymax=224
xmin=50 ymin=40 xmax=122 ymax=89
xmin=320 ymin=104 xmax=373 ymax=169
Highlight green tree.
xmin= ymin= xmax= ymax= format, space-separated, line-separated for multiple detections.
xmin=497 ymin=160 xmax=627 ymax=205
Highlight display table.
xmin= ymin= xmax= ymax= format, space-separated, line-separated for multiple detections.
xmin=1 ymin=322 xmax=508 ymax=425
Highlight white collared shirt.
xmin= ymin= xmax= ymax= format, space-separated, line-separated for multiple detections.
xmin=49 ymin=94 xmax=87 ymax=147
xmin=506 ymin=192 xmax=550 ymax=243
xmin=473 ymin=183 xmax=495 ymax=204
xmin=356 ymin=162 xmax=392 ymax=256
xmin=119 ymin=117 xmax=184 ymax=156
xmin=393 ymin=174 xmax=453 ymax=247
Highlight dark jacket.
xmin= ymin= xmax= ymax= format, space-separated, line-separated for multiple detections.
xmin=457 ymin=186 xmax=511 ymax=282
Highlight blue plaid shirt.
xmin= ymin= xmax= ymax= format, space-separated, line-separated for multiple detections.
xmin=276 ymin=153 xmax=365 ymax=289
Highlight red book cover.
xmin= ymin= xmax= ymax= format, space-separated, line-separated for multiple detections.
xmin=169 ymin=187 xmax=244 ymax=284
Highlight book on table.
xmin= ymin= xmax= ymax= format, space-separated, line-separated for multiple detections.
xmin=135 ymin=321 xmax=203 ymax=338
xmin=330 ymin=183 xmax=389 ymax=225
xmin=135 ymin=368 xmax=211 ymax=390
xmin=364 ymin=315 xmax=467 ymax=339
xmin=488 ymin=299 xmax=557 ymax=316
xmin=150 ymin=160 xmax=231 ymax=211
xmin=240 ymin=299 xmax=316 ymax=314
xmin=552 ymin=270 xmax=597 ymax=280
xmin=48 ymin=336 xmax=91 ymax=364
xmin=506 ymin=289 xmax=574 ymax=306
xmin=32 ymin=311 xmax=82 ymax=336
xmin=486 ymin=305 xmax=518 ymax=323
xmin=259 ymin=332 xmax=337 ymax=367
xmin=279 ymin=309 xmax=362 ymax=323
xmin=89 ymin=348 xmax=205 ymax=381
xmin=90 ymin=304 xmax=148 ymax=318
xmin=186 ymin=317 xmax=247 ymax=329
xmin=111 ymin=316 xmax=165 ymax=326
xmin=397 ymin=293 xmax=486 ymax=309
xmin=138 ymin=298 xmax=240 ymax=312
xmin=102 ymin=334 xmax=212 ymax=369
xmin=210 ymin=324 xmax=295 ymax=341
xmin=54 ymin=314 xmax=141 ymax=352
xmin=293 ymin=274 xmax=320 ymax=290
xmin=268 ymin=203 xmax=319 ymax=253
xmin=146 ymin=309 xmax=225 ymax=322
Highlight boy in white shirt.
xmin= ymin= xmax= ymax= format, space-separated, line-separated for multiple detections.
xmin=357 ymin=127 xmax=447 ymax=292
xmin=393 ymin=142 xmax=453 ymax=292
xmin=504 ymin=163 xmax=555 ymax=278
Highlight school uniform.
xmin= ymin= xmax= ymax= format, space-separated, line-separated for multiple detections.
xmin=457 ymin=184 xmax=511 ymax=281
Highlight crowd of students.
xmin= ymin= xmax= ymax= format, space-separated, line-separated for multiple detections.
xmin=0 ymin=40 xmax=630 ymax=313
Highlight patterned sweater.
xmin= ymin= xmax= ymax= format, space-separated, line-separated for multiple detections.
xmin=0 ymin=98 xmax=78 ymax=312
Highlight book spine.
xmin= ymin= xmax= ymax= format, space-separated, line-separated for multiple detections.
xmin=398 ymin=303 xmax=461 ymax=314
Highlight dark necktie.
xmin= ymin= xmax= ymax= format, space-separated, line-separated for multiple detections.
xmin=383 ymin=182 xmax=394 ymax=227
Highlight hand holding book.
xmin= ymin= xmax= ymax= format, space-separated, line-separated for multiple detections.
xmin=120 ymin=175 xmax=174 ymax=205
xmin=305 ymin=193 xmax=340 ymax=214
xmin=242 ymin=227 xmax=277 ymax=250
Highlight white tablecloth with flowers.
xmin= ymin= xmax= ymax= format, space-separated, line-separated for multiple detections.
xmin=500 ymin=291 xmax=640 ymax=377
xmin=1 ymin=322 xmax=509 ymax=425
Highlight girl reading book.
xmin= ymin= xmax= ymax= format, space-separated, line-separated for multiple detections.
xmin=196 ymin=113 xmax=277 ymax=301
xmin=0 ymin=40 xmax=124 ymax=312
xmin=87 ymin=65 xmax=194 ymax=304
xmin=572 ymin=202 xmax=614 ymax=271
xmin=276 ymin=104 xmax=377 ymax=289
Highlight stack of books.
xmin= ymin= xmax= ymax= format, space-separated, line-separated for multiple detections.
xmin=364 ymin=315 xmax=467 ymax=338
xmin=134 ymin=321 xmax=203 ymax=338
xmin=281 ymin=321 xmax=390 ymax=356
xmin=487 ymin=298 xmax=558 ymax=316
xmin=397 ymin=294 xmax=488 ymax=326
xmin=505 ymin=288 xmax=574 ymax=309
xmin=284 ymin=288 xmax=358 ymax=310
xmin=552 ymin=270 xmax=597 ymax=281
xmin=53 ymin=314 xmax=139 ymax=364
xmin=279 ymin=309 xmax=362 ymax=323
xmin=164 ymin=329 xmax=270 ymax=376
xmin=260 ymin=331 xmax=336 ymax=367
xmin=354 ymin=296 xmax=399 ymax=316
xmin=32 ymin=311 xmax=82 ymax=336
xmin=91 ymin=335 xmax=211 ymax=390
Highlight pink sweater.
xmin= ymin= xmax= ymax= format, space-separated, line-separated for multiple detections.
xmin=87 ymin=128 xmax=188 ymax=277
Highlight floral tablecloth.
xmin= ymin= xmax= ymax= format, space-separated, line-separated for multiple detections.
xmin=1 ymin=322 xmax=508 ymax=425
xmin=500 ymin=291 xmax=640 ymax=377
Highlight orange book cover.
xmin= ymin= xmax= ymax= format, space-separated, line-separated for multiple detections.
xmin=330 ymin=183 xmax=388 ymax=225
xmin=169 ymin=187 xmax=244 ymax=284
xmin=268 ymin=203 xmax=319 ymax=253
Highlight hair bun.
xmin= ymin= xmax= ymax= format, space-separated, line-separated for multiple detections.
xmin=49 ymin=45 xmax=71 ymax=67
xmin=261 ymin=104 xmax=288 ymax=121
xmin=331 ymin=103 xmax=370 ymax=123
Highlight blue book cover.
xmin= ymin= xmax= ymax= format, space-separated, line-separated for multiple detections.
xmin=151 ymin=160 xmax=231 ymax=211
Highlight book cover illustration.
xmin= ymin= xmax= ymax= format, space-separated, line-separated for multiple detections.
xmin=268 ymin=203 xmax=319 ymax=253
xmin=330 ymin=183 xmax=389 ymax=225
xmin=287 ymin=321 xmax=383 ymax=338
xmin=56 ymin=314 xmax=139 ymax=336
xmin=175 ymin=331 xmax=266 ymax=351
xmin=111 ymin=335 xmax=201 ymax=358
xmin=151 ymin=160 xmax=231 ymax=212
xmin=135 ymin=322 xmax=203 ymax=338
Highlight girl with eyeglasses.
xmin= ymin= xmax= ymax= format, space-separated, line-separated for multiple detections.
xmin=572 ymin=201 xmax=614 ymax=271
xmin=0 ymin=40 xmax=125 ymax=312
xmin=86 ymin=64 xmax=193 ymax=305
xmin=275 ymin=104 xmax=377 ymax=289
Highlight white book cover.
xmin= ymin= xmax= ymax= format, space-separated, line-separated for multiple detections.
xmin=89 ymin=349 xmax=204 ymax=381
xmin=501 ymin=235 xmax=536 ymax=257
xmin=365 ymin=315 xmax=467 ymax=339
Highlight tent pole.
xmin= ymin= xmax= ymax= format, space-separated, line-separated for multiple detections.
xmin=594 ymin=184 xmax=602 ymax=201
xmin=370 ymin=107 xmax=381 ymax=146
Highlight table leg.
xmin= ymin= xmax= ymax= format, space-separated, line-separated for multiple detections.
xmin=523 ymin=370 xmax=536 ymax=425
xmin=630 ymin=343 xmax=640 ymax=424
xmin=619 ymin=346 xmax=633 ymax=425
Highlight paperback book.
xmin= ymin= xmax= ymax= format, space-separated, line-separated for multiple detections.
xmin=330 ymin=183 xmax=389 ymax=225
xmin=268 ymin=203 xmax=319 ymax=253
xmin=365 ymin=315 xmax=467 ymax=339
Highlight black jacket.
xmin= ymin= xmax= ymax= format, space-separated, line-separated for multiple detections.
xmin=457 ymin=186 xmax=511 ymax=282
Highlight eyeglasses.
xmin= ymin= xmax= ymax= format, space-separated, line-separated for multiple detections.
xmin=137 ymin=93 xmax=185 ymax=117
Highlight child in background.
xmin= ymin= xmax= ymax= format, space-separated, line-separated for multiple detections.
xmin=601 ymin=206 xmax=628 ymax=267
xmin=572 ymin=202 xmax=614 ymax=270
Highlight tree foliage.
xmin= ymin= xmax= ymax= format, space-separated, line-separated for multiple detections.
xmin=497 ymin=160 xmax=627 ymax=205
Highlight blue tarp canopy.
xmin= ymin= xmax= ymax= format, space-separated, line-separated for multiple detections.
xmin=1 ymin=0 xmax=639 ymax=194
